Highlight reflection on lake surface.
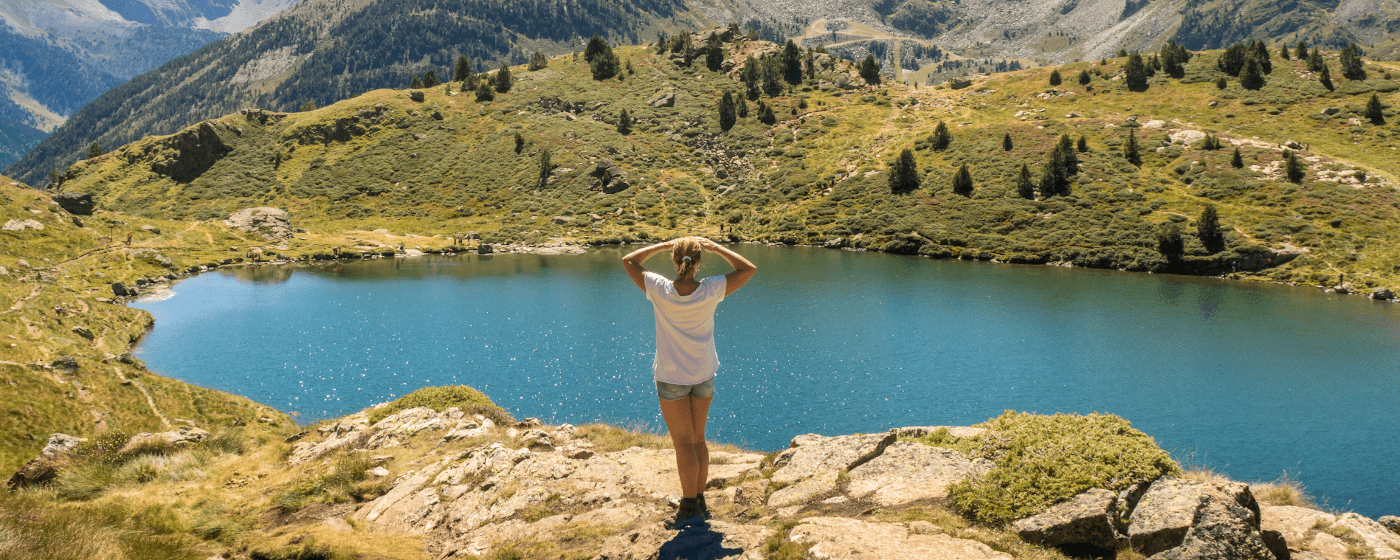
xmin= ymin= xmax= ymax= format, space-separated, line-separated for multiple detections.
xmin=132 ymin=246 xmax=1400 ymax=517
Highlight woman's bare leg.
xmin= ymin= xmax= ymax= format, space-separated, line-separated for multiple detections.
xmin=659 ymin=395 xmax=711 ymax=498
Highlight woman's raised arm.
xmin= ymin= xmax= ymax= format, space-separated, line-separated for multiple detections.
xmin=622 ymin=240 xmax=674 ymax=292
xmin=699 ymin=238 xmax=756 ymax=296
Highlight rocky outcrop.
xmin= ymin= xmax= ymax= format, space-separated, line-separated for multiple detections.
xmin=6 ymin=433 xmax=86 ymax=489
xmin=2 ymin=219 xmax=43 ymax=231
xmin=145 ymin=122 xmax=232 ymax=182
xmin=790 ymin=517 xmax=1013 ymax=560
xmin=120 ymin=426 xmax=209 ymax=454
xmin=53 ymin=192 xmax=95 ymax=215
xmin=1381 ymin=515 xmax=1400 ymax=534
xmin=845 ymin=441 xmax=993 ymax=507
xmin=1128 ymin=478 xmax=1266 ymax=558
xmin=1013 ymin=488 xmax=1122 ymax=550
xmin=225 ymin=207 xmax=293 ymax=239
xmin=647 ymin=90 xmax=677 ymax=108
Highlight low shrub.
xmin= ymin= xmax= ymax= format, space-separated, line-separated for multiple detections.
xmin=367 ymin=385 xmax=511 ymax=425
xmin=928 ymin=411 xmax=1181 ymax=525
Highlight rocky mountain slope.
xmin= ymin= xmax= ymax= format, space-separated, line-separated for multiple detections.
xmin=2 ymin=0 xmax=718 ymax=186
xmin=43 ymin=33 xmax=1400 ymax=292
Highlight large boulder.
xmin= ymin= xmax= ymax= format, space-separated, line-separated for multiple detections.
xmin=1372 ymin=288 xmax=1394 ymax=301
xmin=647 ymin=90 xmax=676 ymax=108
xmin=53 ymin=192 xmax=95 ymax=215
xmin=789 ymin=517 xmax=1013 ymax=560
xmin=1013 ymin=488 xmax=1123 ymax=550
xmin=225 ymin=207 xmax=293 ymax=239
xmin=1381 ymin=515 xmax=1400 ymax=535
xmin=1128 ymin=478 xmax=1267 ymax=558
xmin=2 ymin=219 xmax=43 ymax=231
xmin=845 ymin=441 xmax=992 ymax=507
xmin=6 ymin=433 xmax=87 ymax=489
xmin=120 ymin=426 xmax=209 ymax=454
xmin=770 ymin=432 xmax=895 ymax=484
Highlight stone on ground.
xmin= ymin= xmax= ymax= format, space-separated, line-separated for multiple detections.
xmin=789 ymin=517 xmax=1012 ymax=560
xmin=1012 ymin=488 xmax=1122 ymax=550
xmin=846 ymin=441 xmax=992 ymax=507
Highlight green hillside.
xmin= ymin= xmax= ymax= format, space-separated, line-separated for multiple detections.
xmin=52 ymin=34 xmax=1400 ymax=291
xmin=3 ymin=0 xmax=708 ymax=187
xmin=0 ymin=176 xmax=295 ymax=475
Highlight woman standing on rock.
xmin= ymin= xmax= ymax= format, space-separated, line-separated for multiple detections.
xmin=622 ymin=237 xmax=757 ymax=527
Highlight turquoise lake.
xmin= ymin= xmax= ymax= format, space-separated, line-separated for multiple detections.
xmin=131 ymin=245 xmax=1400 ymax=517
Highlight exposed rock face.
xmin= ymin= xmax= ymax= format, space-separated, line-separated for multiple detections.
xmin=408 ymin=90 xmax=425 ymax=102
xmin=1381 ymin=515 xmax=1400 ymax=534
xmin=2 ymin=219 xmax=44 ymax=231
xmin=145 ymin=122 xmax=232 ymax=182
xmin=1013 ymin=488 xmax=1122 ymax=550
xmin=1372 ymin=287 xmax=1394 ymax=300
xmin=225 ymin=207 xmax=293 ymax=239
xmin=6 ymin=433 xmax=87 ymax=489
xmin=845 ymin=441 xmax=993 ymax=507
xmin=1128 ymin=478 xmax=1265 ymax=557
xmin=53 ymin=192 xmax=95 ymax=215
xmin=770 ymin=432 xmax=895 ymax=484
xmin=789 ymin=517 xmax=1013 ymax=560
xmin=111 ymin=282 xmax=136 ymax=297
xmin=647 ymin=90 xmax=677 ymax=107
xmin=120 ymin=426 xmax=209 ymax=454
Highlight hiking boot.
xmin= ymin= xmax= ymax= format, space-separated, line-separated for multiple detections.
xmin=665 ymin=497 xmax=701 ymax=529
xmin=697 ymin=493 xmax=711 ymax=519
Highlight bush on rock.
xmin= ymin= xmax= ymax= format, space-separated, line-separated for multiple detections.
xmin=368 ymin=385 xmax=511 ymax=425
xmin=926 ymin=411 xmax=1181 ymax=525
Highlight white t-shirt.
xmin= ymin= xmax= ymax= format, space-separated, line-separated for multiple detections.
xmin=643 ymin=271 xmax=727 ymax=384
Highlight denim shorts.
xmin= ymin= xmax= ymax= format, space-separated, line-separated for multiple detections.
xmin=656 ymin=377 xmax=716 ymax=401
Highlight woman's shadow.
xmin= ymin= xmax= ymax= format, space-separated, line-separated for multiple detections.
xmin=658 ymin=519 xmax=745 ymax=560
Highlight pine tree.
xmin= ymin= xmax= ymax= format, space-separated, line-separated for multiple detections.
xmin=1198 ymin=204 xmax=1224 ymax=254
xmin=1340 ymin=43 xmax=1366 ymax=80
xmin=1077 ymin=135 xmax=1089 ymax=153
xmin=1218 ymin=43 xmax=1247 ymax=76
xmin=737 ymin=97 xmax=748 ymax=118
xmin=706 ymin=33 xmax=724 ymax=71
xmin=1057 ymin=134 xmax=1077 ymax=175
xmin=761 ymin=55 xmax=784 ymax=96
xmin=1157 ymin=222 xmax=1184 ymax=263
xmin=1049 ymin=69 xmax=1062 ymax=86
xmin=951 ymin=164 xmax=974 ymax=197
xmin=410 ymin=75 xmax=424 ymax=89
xmin=454 ymin=55 xmax=473 ymax=81
xmin=757 ymin=101 xmax=776 ymax=125
xmin=514 ymin=133 xmax=525 ymax=154
xmin=1307 ymin=47 xmax=1324 ymax=72
xmin=1365 ymin=93 xmax=1386 ymax=124
xmin=538 ymin=148 xmax=552 ymax=187
xmin=1038 ymin=160 xmax=1058 ymax=197
xmin=614 ymin=109 xmax=632 ymax=135
xmin=87 ymin=142 xmax=103 ymax=159
xmin=475 ymin=81 xmax=494 ymax=102
xmin=1117 ymin=48 xmax=1128 ymax=57
xmin=1125 ymin=52 xmax=1148 ymax=91
xmin=464 ymin=68 xmax=479 ymax=92
xmin=585 ymin=34 xmax=608 ymax=62
xmin=1231 ymin=147 xmax=1244 ymax=168
xmin=494 ymin=65 xmax=511 ymax=92
xmin=298 ymin=101 xmax=316 ymax=112
xmin=591 ymin=47 xmax=619 ymax=80
xmin=718 ymin=91 xmax=737 ymax=132
xmin=783 ymin=39 xmax=802 ymax=84
xmin=1284 ymin=150 xmax=1305 ymax=183
xmin=804 ymin=48 xmax=816 ymax=79
xmin=1250 ymin=40 xmax=1272 ymax=74
xmin=1002 ymin=132 xmax=1013 ymax=151
xmin=1295 ymin=39 xmax=1309 ymax=61
xmin=1319 ymin=63 xmax=1334 ymax=90
xmin=1240 ymin=58 xmax=1264 ymax=90
xmin=930 ymin=121 xmax=951 ymax=151
xmin=889 ymin=148 xmax=921 ymax=194
xmin=1280 ymin=42 xmax=1291 ymax=61
xmin=1016 ymin=163 xmax=1034 ymax=199
xmin=742 ymin=56 xmax=761 ymax=99
xmin=1216 ymin=76 xmax=1228 ymax=89
xmin=423 ymin=71 xmax=440 ymax=87
xmin=1078 ymin=69 xmax=1091 ymax=85
xmin=528 ymin=52 xmax=548 ymax=71
xmin=1124 ymin=128 xmax=1141 ymax=166
xmin=859 ymin=54 xmax=881 ymax=84
xmin=1201 ymin=134 xmax=1221 ymax=150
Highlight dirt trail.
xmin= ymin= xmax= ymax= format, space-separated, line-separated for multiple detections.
xmin=114 ymin=367 xmax=171 ymax=429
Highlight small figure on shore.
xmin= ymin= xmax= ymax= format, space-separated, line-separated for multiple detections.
xmin=332 ymin=246 xmax=340 ymax=258
xmin=125 ymin=232 xmax=132 ymax=246
xmin=622 ymin=237 xmax=757 ymax=529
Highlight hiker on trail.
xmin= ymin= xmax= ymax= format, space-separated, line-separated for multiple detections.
xmin=622 ymin=237 xmax=756 ymax=528
xmin=125 ymin=232 xmax=132 ymax=245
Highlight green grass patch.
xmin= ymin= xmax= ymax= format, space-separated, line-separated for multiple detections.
xmin=922 ymin=411 xmax=1182 ymax=526
xmin=367 ymin=384 xmax=511 ymax=426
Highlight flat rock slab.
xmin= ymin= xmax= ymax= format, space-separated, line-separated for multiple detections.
xmin=790 ymin=517 xmax=1013 ymax=560
xmin=847 ymin=441 xmax=992 ymax=507
xmin=1331 ymin=513 xmax=1400 ymax=559
xmin=771 ymin=432 xmax=895 ymax=484
xmin=768 ymin=470 xmax=839 ymax=508
xmin=597 ymin=520 xmax=770 ymax=560
xmin=1147 ymin=494 xmax=1275 ymax=560
xmin=1262 ymin=505 xmax=1336 ymax=546
xmin=1012 ymin=488 xmax=1121 ymax=549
